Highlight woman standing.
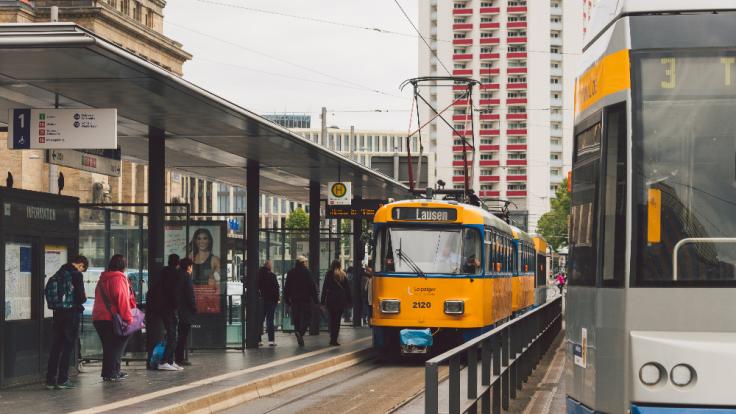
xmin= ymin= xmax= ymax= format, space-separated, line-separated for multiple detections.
xmin=190 ymin=228 xmax=221 ymax=286
xmin=92 ymin=254 xmax=136 ymax=381
xmin=321 ymin=260 xmax=351 ymax=346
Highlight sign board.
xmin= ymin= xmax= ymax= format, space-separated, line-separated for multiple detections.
xmin=326 ymin=199 xmax=386 ymax=219
xmin=327 ymin=182 xmax=351 ymax=205
xmin=8 ymin=108 xmax=117 ymax=149
xmin=48 ymin=147 xmax=122 ymax=177
xmin=574 ymin=327 xmax=588 ymax=368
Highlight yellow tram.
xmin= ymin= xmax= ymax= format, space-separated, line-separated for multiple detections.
xmin=370 ymin=198 xmax=538 ymax=355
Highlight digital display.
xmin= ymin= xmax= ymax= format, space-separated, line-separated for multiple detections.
xmin=640 ymin=54 xmax=736 ymax=98
xmin=391 ymin=207 xmax=458 ymax=222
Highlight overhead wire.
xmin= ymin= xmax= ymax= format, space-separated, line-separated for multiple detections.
xmin=393 ymin=0 xmax=452 ymax=76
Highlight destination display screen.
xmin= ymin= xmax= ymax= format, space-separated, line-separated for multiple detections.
xmin=639 ymin=53 xmax=736 ymax=99
xmin=391 ymin=207 xmax=457 ymax=222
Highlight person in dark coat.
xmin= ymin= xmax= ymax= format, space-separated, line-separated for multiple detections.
xmin=284 ymin=256 xmax=318 ymax=347
xmin=46 ymin=255 xmax=88 ymax=389
xmin=175 ymin=258 xmax=197 ymax=366
xmin=157 ymin=254 xmax=181 ymax=371
xmin=258 ymin=260 xmax=280 ymax=346
xmin=321 ymin=260 xmax=352 ymax=346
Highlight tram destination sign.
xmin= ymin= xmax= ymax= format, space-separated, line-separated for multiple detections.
xmin=326 ymin=199 xmax=386 ymax=219
xmin=8 ymin=108 xmax=117 ymax=150
xmin=640 ymin=53 xmax=736 ymax=98
xmin=391 ymin=207 xmax=457 ymax=222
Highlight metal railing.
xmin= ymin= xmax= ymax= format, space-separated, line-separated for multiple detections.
xmin=425 ymin=296 xmax=563 ymax=414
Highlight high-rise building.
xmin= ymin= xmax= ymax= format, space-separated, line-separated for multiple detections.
xmin=419 ymin=0 xmax=581 ymax=231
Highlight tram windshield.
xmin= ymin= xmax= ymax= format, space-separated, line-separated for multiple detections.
xmin=634 ymin=51 xmax=736 ymax=284
xmin=374 ymin=227 xmax=482 ymax=275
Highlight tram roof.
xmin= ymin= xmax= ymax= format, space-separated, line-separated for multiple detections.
xmin=585 ymin=0 xmax=735 ymax=48
xmin=0 ymin=23 xmax=411 ymax=203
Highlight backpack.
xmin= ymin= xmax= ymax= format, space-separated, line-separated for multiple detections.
xmin=45 ymin=267 xmax=75 ymax=310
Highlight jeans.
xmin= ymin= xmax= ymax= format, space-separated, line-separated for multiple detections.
xmin=46 ymin=310 xmax=80 ymax=384
xmin=175 ymin=323 xmax=191 ymax=364
xmin=290 ymin=302 xmax=312 ymax=337
xmin=261 ymin=301 xmax=277 ymax=342
xmin=161 ymin=312 xmax=178 ymax=365
xmin=327 ymin=307 xmax=344 ymax=343
xmin=93 ymin=320 xmax=131 ymax=378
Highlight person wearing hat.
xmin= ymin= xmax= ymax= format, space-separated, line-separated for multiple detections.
xmin=284 ymin=256 xmax=318 ymax=346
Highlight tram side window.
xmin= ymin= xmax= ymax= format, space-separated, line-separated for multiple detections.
xmin=462 ymin=228 xmax=482 ymax=274
xmin=600 ymin=104 xmax=627 ymax=287
xmin=485 ymin=229 xmax=493 ymax=274
xmin=570 ymin=117 xmax=602 ymax=286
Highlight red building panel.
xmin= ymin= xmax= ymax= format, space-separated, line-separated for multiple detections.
xmin=507 ymin=144 xmax=527 ymax=151
xmin=506 ymin=175 xmax=527 ymax=182
xmin=507 ymin=190 xmax=528 ymax=197
xmin=507 ymin=83 xmax=527 ymax=90
xmin=479 ymin=37 xmax=500 ymax=45
xmin=507 ymin=159 xmax=527 ymax=166
xmin=506 ymin=113 xmax=527 ymax=120
xmin=453 ymin=8 xmax=473 ymax=15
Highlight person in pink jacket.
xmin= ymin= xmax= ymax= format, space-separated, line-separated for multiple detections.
xmin=92 ymin=254 xmax=136 ymax=381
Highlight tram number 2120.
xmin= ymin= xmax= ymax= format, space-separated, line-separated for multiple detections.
xmin=412 ymin=301 xmax=431 ymax=309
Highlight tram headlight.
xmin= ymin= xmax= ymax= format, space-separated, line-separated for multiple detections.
xmin=639 ymin=362 xmax=666 ymax=386
xmin=380 ymin=299 xmax=400 ymax=314
xmin=671 ymin=364 xmax=696 ymax=387
xmin=444 ymin=300 xmax=465 ymax=315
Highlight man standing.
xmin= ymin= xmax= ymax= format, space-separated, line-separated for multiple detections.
xmin=45 ymin=255 xmax=88 ymax=389
xmin=175 ymin=258 xmax=197 ymax=366
xmin=157 ymin=254 xmax=181 ymax=371
xmin=283 ymin=256 xmax=318 ymax=347
xmin=258 ymin=260 xmax=280 ymax=347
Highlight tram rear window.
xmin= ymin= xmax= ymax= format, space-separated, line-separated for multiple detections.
xmin=633 ymin=51 xmax=736 ymax=286
xmin=391 ymin=207 xmax=457 ymax=222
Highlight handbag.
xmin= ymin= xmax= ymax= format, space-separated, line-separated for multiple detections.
xmin=149 ymin=339 xmax=166 ymax=367
xmin=98 ymin=277 xmax=146 ymax=336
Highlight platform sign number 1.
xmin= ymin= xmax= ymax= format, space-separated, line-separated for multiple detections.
xmin=10 ymin=109 xmax=31 ymax=149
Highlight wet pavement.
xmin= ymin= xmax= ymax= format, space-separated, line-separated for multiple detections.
xmin=0 ymin=328 xmax=371 ymax=414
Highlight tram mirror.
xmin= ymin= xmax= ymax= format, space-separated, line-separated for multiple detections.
xmin=647 ymin=188 xmax=662 ymax=244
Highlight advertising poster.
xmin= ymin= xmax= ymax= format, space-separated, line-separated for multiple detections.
xmin=165 ymin=223 xmax=225 ymax=314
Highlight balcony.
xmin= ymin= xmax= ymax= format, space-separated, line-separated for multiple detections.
xmin=550 ymin=142 xmax=563 ymax=152
xmin=508 ymin=67 xmax=527 ymax=74
xmin=452 ymin=114 xmax=471 ymax=121
xmin=452 ymin=129 xmax=473 ymax=137
xmin=507 ymin=144 xmax=527 ymax=151
xmin=453 ymin=8 xmax=473 ymax=15
xmin=507 ymin=21 xmax=527 ymax=29
xmin=479 ymin=190 xmax=500 ymax=197
xmin=507 ymin=113 xmax=527 ymax=120
xmin=452 ymin=176 xmax=466 ymax=182
xmin=550 ymin=6 xmax=562 ymax=16
xmin=480 ymin=160 xmax=500 ymax=166
xmin=550 ymin=83 xmax=563 ymax=92
xmin=479 ymin=68 xmax=500 ymax=75
xmin=480 ymin=37 xmax=500 ymax=45
xmin=550 ymin=67 xmax=563 ymax=77
xmin=479 ymin=98 xmax=501 ymax=106
xmin=453 ymin=23 xmax=473 ymax=30
xmin=479 ymin=114 xmax=500 ymax=121
xmin=550 ymin=52 xmax=563 ymax=61
xmin=550 ymin=37 xmax=562 ymax=47
xmin=507 ymin=175 xmax=527 ymax=182
xmin=507 ymin=83 xmax=527 ymax=90
xmin=508 ymin=52 xmax=528 ymax=59
xmin=550 ymin=158 xmax=563 ymax=167
xmin=507 ymin=6 xmax=528 ymax=13
xmin=507 ymin=129 xmax=527 ymax=135
xmin=452 ymin=160 xmax=471 ymax=166
xmin=508 ymin=37 xmax=527 ymax=44
xmin=479 ymin=175 xmax=500 ymax=182
xmin=453 ymin=99 xmax=470 ymax=106
xmin=551 ymin=128 xmax=563 ymax=138
xmin=453 ymin=69 xmax=473 ymax=76
xmin=480 ymin=53 xmax=500 ymax=60
xmin=480 ymin=83 xmax=500 ymax=90
xmin=453 ymin=85 xmax=472 ymax=91
xmin=479 ymin=144 xmax=500 ymax=151
xmin=480 ymin=22 xmax=500 ymax=29
xmin=550 ymin=113 xmax=563 ymax=122
xmin=453 ymin=145 xmax=471 ymax=151
xmin=479 ymin=129 xmax=500 ymax=136
xmin=453 ymin=38 xmax=473 ymax=46
xmin=479 ymin=7 xmax=501 ymax=14
xmin=550 ymin=98 xmax=563 ymax=106
xmin=507 ymin=190 xmax=528 ymax=197
xmin=507 ymin=98 xmax=527 ymax=105
xmin=453 ymin=53 xmax=473 ymax=60
xmin=551 ymin=22 xmax=562 ymax=31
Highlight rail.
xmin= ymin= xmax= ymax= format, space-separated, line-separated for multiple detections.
xmin=425 ymin=296 xmax=563 ymax=414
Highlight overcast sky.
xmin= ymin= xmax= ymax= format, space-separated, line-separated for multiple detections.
xmin=164 ymin=0 xmax=419 ymax=131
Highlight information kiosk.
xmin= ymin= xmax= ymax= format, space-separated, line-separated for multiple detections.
xmin=0 ymin=188 xmax=79 ymax=387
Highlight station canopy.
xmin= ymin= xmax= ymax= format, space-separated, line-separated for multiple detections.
xmin=0 ymin=23 xmax=411 ymax=202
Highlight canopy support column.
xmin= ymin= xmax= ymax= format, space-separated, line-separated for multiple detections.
xmin=146 ymin=126 xmax=166 ymax=365
xmin=309 ymin=181 xmax=321 ymax=335
xmin=246 ymin=161 xmax=260 ymax=349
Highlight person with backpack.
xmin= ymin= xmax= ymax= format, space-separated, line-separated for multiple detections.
xmin=92 ymin=254 xmax=137 ymax=382
xmin=320 ymin=260 xmax=352 ymax=346
xmin=157 ymin=254 xmax=182 ymax=371
xmin=44 ymin=255 xmax=88 ymax=390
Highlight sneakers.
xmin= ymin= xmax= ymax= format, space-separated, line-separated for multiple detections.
xmin=171 ymin=362 xmax=184 ymax=371
xmin=176 ymin=360 xmax=192 ymax=366
xmin=295 ymin=332 xmax=305 ymax=347
xmin=102 ymin=374 xmax=126 ymax=382
xmin=157 ymin=363 xmax=180 ymax=371
xmin=45 ymin=383 xmax=56 ymax=390
xmin=118 ymin=371 xmax=129 ymax=379
xmin=55 ymin=380 xmax=76 ymax=389
xmin=258 ymin=342 xmax=263 ymax=347
xmin=268 ymin=341 xmax=277 ymax=347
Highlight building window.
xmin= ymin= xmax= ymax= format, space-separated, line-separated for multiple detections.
xmin=508 ymin=184 xmax=527 ymax=191
xmin=145 ymin=8 xmax=154 ymax=28
xmin=133 ymin=2 xmax=141 ymax=20
xmin=121 ymin=0 xmax=129 ymax=15
xmin=508 ymin=152 xmax=527 ymax=160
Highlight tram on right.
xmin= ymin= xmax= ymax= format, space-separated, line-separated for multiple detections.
xmin=567 ymin=2 xmax=736 ymax=413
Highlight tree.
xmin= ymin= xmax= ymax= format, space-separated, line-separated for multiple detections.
xmin=285 ymin=208 xmax=309 ymax=230
xmin=537 ymin=178 xmax=571 ymax=253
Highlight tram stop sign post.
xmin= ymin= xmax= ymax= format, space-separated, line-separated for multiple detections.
xmin=8 ymin=108 xmax=117 ymax=149
xmin=328 ymin=181 xmax=352 ymax=205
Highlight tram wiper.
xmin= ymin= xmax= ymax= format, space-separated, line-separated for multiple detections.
xmin=396 ymin=239 xmax=427 ymax=278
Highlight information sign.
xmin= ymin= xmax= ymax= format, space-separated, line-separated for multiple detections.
xmin=326 ymin=199 xmax=386 ymax=219
xmin=328 ymin=182 xmax=352 ymax=205
xmin=8 ymin=108 xmax=117 ymax=149
xmin=48 ymin=148 xmax=122 ymax=177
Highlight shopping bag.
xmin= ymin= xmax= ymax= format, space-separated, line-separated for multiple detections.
xmin=149 ymin=339 xmax=166 ymax=367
